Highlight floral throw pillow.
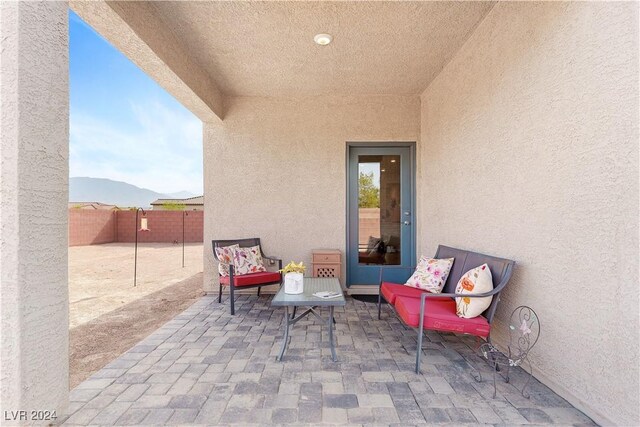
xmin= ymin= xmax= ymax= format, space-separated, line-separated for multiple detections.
xmin=405 ymin=256 xmax=454 ymax=293
xmin=215 ymin=244 xmax=239 ymax=277
xmin=233 ymin=245 xmax=267 ymax=275
xmin=455 ymin=264 xmax=494 ymax=318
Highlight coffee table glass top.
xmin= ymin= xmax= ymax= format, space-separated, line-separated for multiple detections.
xmin=271 ymin=277 xmax=346 ymax=307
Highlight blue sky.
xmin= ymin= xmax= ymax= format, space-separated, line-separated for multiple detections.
xmin=69 ymin=10 xmax=203 ymax=195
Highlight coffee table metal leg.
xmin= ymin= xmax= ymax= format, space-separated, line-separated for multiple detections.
xmin=278 ymin=306 xmax=290 ymax=361
xmin=328 ymin=306 xmax=337 ymax=362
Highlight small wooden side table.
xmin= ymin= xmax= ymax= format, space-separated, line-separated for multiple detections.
xmin=312 ymin=249 xmax=341 ymax=278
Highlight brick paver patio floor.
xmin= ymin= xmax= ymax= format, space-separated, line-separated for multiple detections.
xmin=61 ymin=295 xmax=595 ymax=426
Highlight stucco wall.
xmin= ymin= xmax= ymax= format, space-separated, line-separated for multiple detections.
xmin=1 ymin=0 xmax=70 ymax=421
xmin=203 ymin=96 xmax=420 ymax=292
xmin=419 ymin=2 xmax=639 ymax=425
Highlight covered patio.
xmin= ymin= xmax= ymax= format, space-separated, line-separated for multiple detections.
xmin=1 ymin=1 xmax=638 ymax=426
xmin=61 ymin=296 xmax=592 ymax=425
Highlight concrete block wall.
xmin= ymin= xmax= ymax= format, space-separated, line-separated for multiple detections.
xmin=68 ymin=210 xmax=204 ymax=246
xmin=358 ymin=208 xmax=380 ymax=245
xmin=68 ymin=209 xmax=116 ymax=246
xmin=115 ymin=210 xmax=203 ymax=243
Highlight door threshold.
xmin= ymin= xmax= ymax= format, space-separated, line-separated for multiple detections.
xmin=346 ymin=285 xmax=379 ymax=296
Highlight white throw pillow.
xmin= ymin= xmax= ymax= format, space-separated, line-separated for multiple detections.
xmin=233 ymin=245 xmax=267 ymax=275
xmin=455 ymin=264 xmax=494 ymax=318
xmin=405 ymin=256 xmax=454 ymax=293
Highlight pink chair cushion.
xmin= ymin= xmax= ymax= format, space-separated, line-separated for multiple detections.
xmin=220 ymin=271 xmax=281 ymax=287
xmin=395 ymin=295 xmax=491 ymax=338
xmin=381 ymin=282 xmax=429 ymax=305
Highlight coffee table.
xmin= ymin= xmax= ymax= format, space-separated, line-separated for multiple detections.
xmin=271 ymin=277 xmax=346 ymax=362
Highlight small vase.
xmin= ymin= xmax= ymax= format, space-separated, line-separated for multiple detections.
xmin=284 ymin=272 xmax=304 ymax=294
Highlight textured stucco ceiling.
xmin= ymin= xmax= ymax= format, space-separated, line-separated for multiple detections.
xmin=150 ymin=1 xmax=494 ymax=97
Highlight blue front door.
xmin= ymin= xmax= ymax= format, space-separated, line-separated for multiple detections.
xmin=347 ymin=144 xmax=416 ymax=286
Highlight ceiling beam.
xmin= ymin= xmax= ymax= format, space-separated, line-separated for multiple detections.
xmin=70 ymin=0 xmax=224 ymax=122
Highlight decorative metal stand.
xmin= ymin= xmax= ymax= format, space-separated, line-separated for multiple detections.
xmin=475 ymin=306 xmax=540 ymax=398
xmin=182 ymin=211 xmax=188 ymax=268
xmin=133 ymin=208 xmax=150 ymax=287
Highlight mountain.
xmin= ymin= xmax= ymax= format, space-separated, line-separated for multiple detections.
xmin=69 ymin=177 xmax=196 ymax=208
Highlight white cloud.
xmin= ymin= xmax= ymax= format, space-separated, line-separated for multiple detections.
xmin=70 ymin=101 xmax=203 ymax=194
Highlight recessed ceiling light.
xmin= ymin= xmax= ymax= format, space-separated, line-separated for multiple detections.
xmin=381 ymin=169 xmax=386 ymax=172
xmin=314 ymin=33 xmax=333 ymax=46
xmin=390 ymin=159 xmax=397 ymax=163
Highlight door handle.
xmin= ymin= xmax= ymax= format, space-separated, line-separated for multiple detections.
xmin=404 ymin=211 xmax=411 ymax=216
xmin=403 ymin=221 xmax=411 ymax=225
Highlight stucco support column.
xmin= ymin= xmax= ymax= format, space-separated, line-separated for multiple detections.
xmin=1 ymin=1 xmax=70 ymax=422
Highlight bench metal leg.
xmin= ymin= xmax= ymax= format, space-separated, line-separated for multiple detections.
xmin=416 ymin=308 xmax=425 ymax=373
xmin=492 ymin=363 xmax=498 ymax=398
xmin=416 ymin=328 xmax=423 ymax=373
xmin=218 ymin=282 xmax=223 ymax=303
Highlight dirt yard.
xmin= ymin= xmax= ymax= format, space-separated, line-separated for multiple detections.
xmin=69 ymin=242 xmax=204 ymax=328
xmin=69 ymin=243 xmax=206 ymax=387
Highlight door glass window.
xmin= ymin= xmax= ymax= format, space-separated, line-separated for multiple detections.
xmin=358 ymin=155 xmax=401 ymax=265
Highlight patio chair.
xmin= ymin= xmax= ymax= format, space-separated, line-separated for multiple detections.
xmin=477 ymin=305 xmax=540 ymax=398
xmin=212 ymin=238 xmax=282 ymax=315
xmin=378 ymin=245 xmax=515 ymax=373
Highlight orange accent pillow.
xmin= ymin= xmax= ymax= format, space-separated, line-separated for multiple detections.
xmin=455 ymin=264 xmax=493 ymax=318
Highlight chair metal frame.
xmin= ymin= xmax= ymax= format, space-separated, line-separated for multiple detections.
xmin=212 ymin=238 xmax=282 ymax=315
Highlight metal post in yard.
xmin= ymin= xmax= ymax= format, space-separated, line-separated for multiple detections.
xmin=182 ymin=211 xmax=185 ymax=268
xmin=182 ymin=211 xmax=188 ymax=268
xmin=134 ymin=208 xmax=149 ymax=286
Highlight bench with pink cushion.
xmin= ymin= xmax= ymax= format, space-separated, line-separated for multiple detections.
xmin=377 ymin=245 xmax=515 ymax=372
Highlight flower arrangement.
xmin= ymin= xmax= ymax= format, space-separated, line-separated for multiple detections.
xmin=280 ymin=261 xmax=306 ymax=294
xmin=279 ymin=261 xmax=306 ymax=275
